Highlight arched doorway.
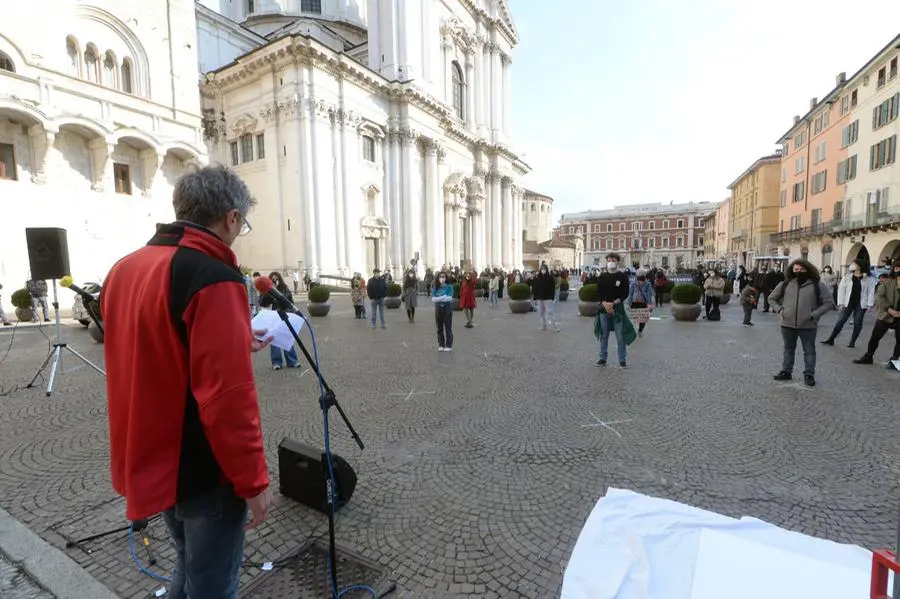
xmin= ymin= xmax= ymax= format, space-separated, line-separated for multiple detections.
xmin=882 ymin=239 xmax=900 ymax=265
xmin=846 ymin=242 xmax=871 ymax=269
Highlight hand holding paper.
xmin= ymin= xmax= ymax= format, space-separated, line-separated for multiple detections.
xmin=250 ymin=309 xmax=305 ymax=351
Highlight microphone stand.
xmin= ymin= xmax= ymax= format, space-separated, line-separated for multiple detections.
xmin=275 ymin=307 xmax=393 ymax=598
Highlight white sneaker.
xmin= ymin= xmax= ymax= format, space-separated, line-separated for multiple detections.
xmin=273 ymin=365 xmax=282 ymax=370
xmin=445 ymin=347 xmax=453 ymax=352
xmin=438 ymin=346 xmax=446 ymax=352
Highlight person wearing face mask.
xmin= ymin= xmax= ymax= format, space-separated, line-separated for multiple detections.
xmin=593 ymin=253 xmax=634 ymax=367
xmin=628 ymin=270 xmax=653 ymax=337
xmin=820 ymin=265 xmax=837 ymax=308
xmin=853 ymin=260 xmax=900 ymax=370
xmin=432 ymin=272 xmax=455 ymax=351
xmin=768 ymin=258 xmax=834 ymax=386
xmin=532 ymin=263 xmax=559 ymax=332
xmin=821 ymin=260 xmax=874 ymax=348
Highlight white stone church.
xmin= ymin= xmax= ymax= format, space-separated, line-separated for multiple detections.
xmin=198 ymin=0 xmax=529 ymax=278
xmin=0 ymin=0 xmax=529 ymax=296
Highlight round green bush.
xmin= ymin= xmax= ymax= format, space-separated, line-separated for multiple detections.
xmin=386 ymin=283 xmax=402 ymax=297
xmin=308 ymin=286 xmax=330 ymax=302
xmin=578 ymin=284 xmax=598 ymax=302
xmin=559 ymin=280 xmax=570 ymax=291
xmin=11 ymin=289 xmax=32 ymax=309
xmin=664 ymin=281 xmax=676 ymax=293
xmin=507 ymin=283 xmax=531 ymax=300
xmin=671 ymin=283 xmax=702 ymax=304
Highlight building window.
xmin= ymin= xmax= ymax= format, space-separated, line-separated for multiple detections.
xmin=833 ymin=201 xmax=843 ymax=222
xmin=103 ymin=51 xmax=117 ymax=88
xmin=696 ymin=218 xmax=704 ymax=227
xmin=301 ymin=0 xmax=322 ymax=12
xmin=840 ymin=96 xmax=850 ymax=115
xmin=0 ymin=51 xmax=14 ymax=73
xmin=790 ymin=215 xmax=801 ymax=230
xmin=814 ymin=140 xmax=826 ymax=163
xmin=362 ymin=135 xmax=376 ymax=162
xmin=792 ymin=181 xmax=806 ymax=203
xmin=811 ymin=208 xmax=822 ymax=227
xmin=663 ymin=220 xmax=669 ymax=229
xmin=451 ymin=61 xmax=465 ymax=120
xmin=256 ymin=133 xmax=265 ymax=160
xmin=84 ymin=44 xmax=99 ymax=83
xmin=606 ymin=224 xmax=613 ymax=232
xmin=113 ymin=163 xmax=132 ymax=195
xmin=240 ymin=134 xmax=253 ymax=163
xmin=618 ymin=222 xmax=625 ymax=231
xmin=632 ymin=222 xmax=641 ymax=230
xmin=121 ymin=58 xmax=133 ymax=93
xmin=676 ymin=219 xmax=684 ymax=228
xmin=793 ymin=130 xmax=807 ymax=148
xmin=648 ymin=221 xmax=655 ymax=230
xmin=247 ymin=0 xmax=254 ymax=13
xmin=836 ymin=155 xmax=857 ymax=184
xmin=780 ymin=189 xmax=787 ymax=207
xmin=851 ymin=89 xmax=858 ymax=108
xmin=230 ymin=141 xmax=239 ymax=166
xmin=66 ymin=36 xmax=80 ymax=76
xmin=0 ymin=143 xmax=17 ymax=180
xmin=891 ymin=57 xmax=898 ymax=80
xmin=531 ymin=204 xmax=537 ymax=211
xmin=878 ymin=66 xmax=887 ymax=88
xmin=869 ymin=135 xmax=897 ymax=171
xmin=593 ymin=224 xmax=599 ymax=232
xmin=782 ymin=141 xmax=789 ymax=155
xmin=841 ymin=120 xmax=859 ymax=147
xmin=872 ymin=93 xmax=899 ymax=130
xmin=649 ymin=237 xmax=655 ymax=248
xmin=811 ymin=170 xmax=827 ymax=195
xmin=793 ymin=155 xmax=806 ymax=174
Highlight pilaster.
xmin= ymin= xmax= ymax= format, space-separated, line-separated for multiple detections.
xmin=139 ymin=149 xmax=166 ymax=198
xmin=28 ymin=126 xmax=56 ymax=185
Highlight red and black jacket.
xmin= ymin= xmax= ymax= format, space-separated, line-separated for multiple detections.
xmin=101 ymin=222 xmax=269 ymax=520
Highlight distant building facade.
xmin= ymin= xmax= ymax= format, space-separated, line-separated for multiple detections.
xmin=522 ymin=188 xmax=553 ymax=244
xmin=727 ymin=154 xmax=782 ymax=266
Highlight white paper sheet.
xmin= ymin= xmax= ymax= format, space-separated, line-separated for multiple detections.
xmin=250 ymin=309 xmax=304 ymax=351
xmin=892 ymin=360 xmax=900 ymax=371
xmin=561 ymin=488 xmax=873 ymax=599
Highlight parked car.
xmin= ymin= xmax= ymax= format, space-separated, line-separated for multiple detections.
xmin=71 ymin=282 xmax=101 ymax=326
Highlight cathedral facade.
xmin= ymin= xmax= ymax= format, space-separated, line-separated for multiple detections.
xmin=197 ymin=0 xmax=530 ymax=278
xmin=0 ymin=0 xmax=206 ymax=292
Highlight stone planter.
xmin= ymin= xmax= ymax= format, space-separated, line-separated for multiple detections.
xmin=88 ymin=320 xmax=105 ymax=343
xmin=307 ymin=301 xmax=331 ymax=317
xmin=15 ymin=307 xmax=34 ymax=323
xmin=670 ymin=303 xmax=702 ymax=322
xmin=385 ymin=296 xmax=402 ymax=309
xmin=509 ymin=299 xmax=532 ymax=314
xmin=578 ymin=301 xmax=601 ymax=317
xmin=720 ymin=294 xmax=731 ymax=305
xmin=558 ymin=290 xmax=569 ymax=302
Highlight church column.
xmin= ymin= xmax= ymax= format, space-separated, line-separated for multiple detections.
xmin=474 ymin=31 xmax=485 ymax=133
xmin=400 ymin=126 xmax=418 ymax=270
xmin=88 ymin=139 xmax=116 ymax=192
xmin=28 ymin=126 xmax=56 ymax=184
xmin=442 ymin=33 xmax=453 ymax=104
xmin=299 ymin=96 xmax=320 ymax=275
xmin=331 ymin=111 xmax=346 ymax=274
xmin=465 ymin=52 xmax=476 ymax=132
xmin=490 ymin=172 xmax=502 ymax=266
xmin=341 ymin=110 xmax=360 ymax=275
xmin=513 ymin=188 xmax=522 ymax=268
xmin=311 ymin=99 xmax=334 ymax=275
xmin=490 ymin=39 xmax=502 ymax=137
xmin=444 ymin=199 xmax=454 ymax=268
xmin=501 ymin=177 xmax=512 ymax=268
xmin=483 ymin=176 xmax=492 ymax=266
xmin=476 ymin=200 xmax=485 ymax=270
xmin=388 ymin=117 xmax=402 ymax=274
xmin=502 ymin=54 xmax=512 ymax=137
xmin=424 ymin=140 xmax=438 ymax=268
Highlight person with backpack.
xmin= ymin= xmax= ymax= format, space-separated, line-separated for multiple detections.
xmin=768 ymin=258 xmax=834 ymax=387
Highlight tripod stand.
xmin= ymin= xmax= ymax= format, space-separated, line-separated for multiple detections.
xmin=276 ymin=307 xmax=395 ymax=598
xmin=27 ymin=279 xmax=105 ymax=396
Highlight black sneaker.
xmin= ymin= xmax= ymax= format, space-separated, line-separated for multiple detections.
xmin=853 ymin=355 xmax=873 ymax=365
xmin=820 ymin=339 xmax=834 ymax=346
xmin=619 ymin=361 xmax=627 ymax=368
xmin=596 ymin=359 xmax=607 ymax=367
xmin=742 ymin=322 xmax=753 ymax=327
xmin=773 ymin=371 xmax=792 ymax=381
xmin=804 ymin=375 xmax=816 ymax=387
xmin=847 ymin=343 xmax=855 ymax=349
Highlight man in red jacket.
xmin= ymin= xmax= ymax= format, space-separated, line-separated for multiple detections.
xmin=101 ymin=165 xmax=273 ymax=598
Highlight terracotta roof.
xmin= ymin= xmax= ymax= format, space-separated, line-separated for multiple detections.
xmin=541 ymin=237 xmax=577 ymax=249
xmin=522 ymin=240 xmax=549 ymax=255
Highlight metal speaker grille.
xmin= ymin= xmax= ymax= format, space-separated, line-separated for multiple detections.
xmin=243 ymin=540 xmax=386 ymax=599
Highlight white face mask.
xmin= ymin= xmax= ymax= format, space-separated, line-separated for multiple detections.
xmin=607 ymin=262 xmax=617 ymax=271
xmin=438 ymin=278 xmax=446 ymax=285
xmin=848 ymin=264 xmax=858 ymax=272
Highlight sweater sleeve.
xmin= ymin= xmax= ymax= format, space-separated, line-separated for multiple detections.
xmin=182 ymin=281 xmax=269 ymax=500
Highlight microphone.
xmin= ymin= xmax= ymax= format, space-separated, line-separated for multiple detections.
xmin=254 ymin=276 xmax=298 ymax=314
xmin=60 ymin=275 xmax=98 ymax=306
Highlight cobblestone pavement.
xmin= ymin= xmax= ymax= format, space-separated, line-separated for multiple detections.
xmin=0 ymin=552 xmax=53 ymax=599
xmin=0 ymin=297 xmax=899 ymax=598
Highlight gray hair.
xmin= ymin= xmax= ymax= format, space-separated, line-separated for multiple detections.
xmin=172 ymin=164 xmax=255 ymax=227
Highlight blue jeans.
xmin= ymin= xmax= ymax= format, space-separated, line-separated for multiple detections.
xmin=781 ymin=327 xmax=817 ymax=377
xmin=370 ymin=298 xmax=385 ymax=327
xmin=828 ymin=305 xmax=865 ymax=345
xmin=270 ymin=344 xmax=298 ymax=367
xmin=598 ymin=312 xmax=626 ymax=363
xmin=162 ymin=486 xmax=247 ymax=599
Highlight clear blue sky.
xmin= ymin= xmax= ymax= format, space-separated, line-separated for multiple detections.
xmin=510 ymin=0 xmax=900 ymax=221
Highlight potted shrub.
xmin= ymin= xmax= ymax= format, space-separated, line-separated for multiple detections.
xmin=11 ymin=288 xmax=33 ymax=323
xmin=507 ymin=283 xmax=532 ymax=313
xmin=578 ymin=283 xmax=600 ymax=317
xmin=670 ymin=283 xmax=703 ymax=322
xmin=558 ymin=280 xmax=570 ymax=302
xmin=721 ymin=280 xmax=733 ymax=305
xmin=307 ymin=285 xmax=331 ymax=317
xmin=385 ymin=283 xmax=402 ymax=309
xmin=662 ymin=280 xmax=675 ymax=305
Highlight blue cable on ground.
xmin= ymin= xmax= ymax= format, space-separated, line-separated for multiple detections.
xmin=129 ymin=523 xmax=171 ymax=583
xmin=298 ymin=314 xmax=376 ymax=599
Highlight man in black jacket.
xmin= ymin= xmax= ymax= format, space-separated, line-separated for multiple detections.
xmin=595 ymin=253 xmax=631 ymax=368
xmin=532 ymin=263 xmax=558 ymax=332
xmin=367 ymin=268 xmax=387 ymax=329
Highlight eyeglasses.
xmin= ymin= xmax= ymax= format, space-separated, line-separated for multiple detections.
xmin=239 ymin=215 xmax=252 ymax=237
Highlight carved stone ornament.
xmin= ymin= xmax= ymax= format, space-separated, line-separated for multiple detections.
xmin=466 ymin=176 xmax=485 ymax=197
xmin=259 ymin=94 xmax=303 ymax=123
xmin=230 ymin=114 xmax=258 ymax=137
xmin=441 ymin=17 xmax=476 ymax=52
xmin=398 ymin=127 xmax=419 ymax=146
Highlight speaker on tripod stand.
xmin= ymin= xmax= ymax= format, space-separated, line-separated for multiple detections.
xmin=24 ymin=228 xmax=106 ymax=396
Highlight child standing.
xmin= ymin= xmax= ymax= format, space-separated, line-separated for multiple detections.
xmin=741 ymin=283 xmax=758 ymax=326
xmin=432 ymin=272 xmax=455 ymax=351
xmin=489 ymin=274 xmax=499 ymax=306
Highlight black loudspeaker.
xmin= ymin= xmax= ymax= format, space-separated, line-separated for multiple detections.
xmin=277 ymin=437 xmax=357 ymax=514
xmin=25 ymin=228 xmax=70 ymax=281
